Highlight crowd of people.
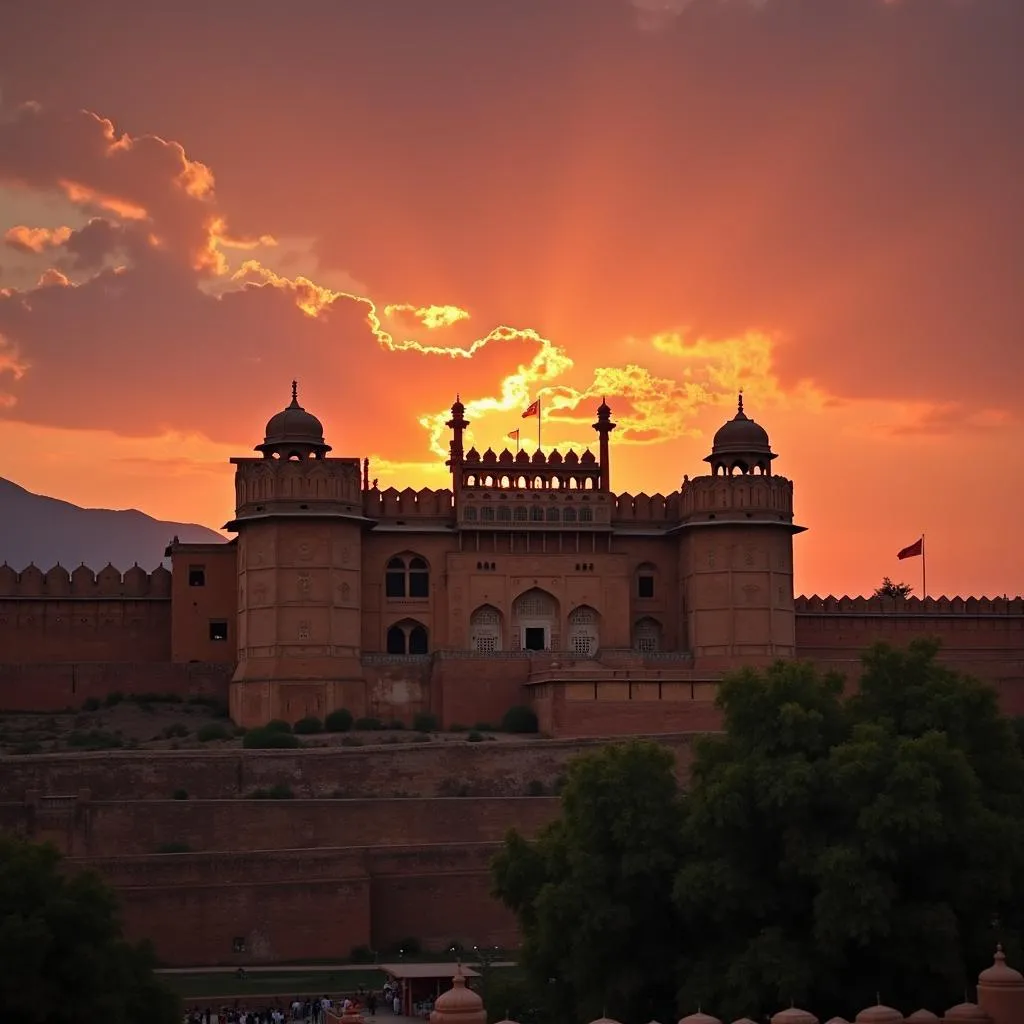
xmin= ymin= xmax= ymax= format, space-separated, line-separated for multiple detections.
xmin=184 ymin=987 xmax=394 ymax=1024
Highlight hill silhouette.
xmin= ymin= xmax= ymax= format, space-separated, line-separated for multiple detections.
xmin=0 ymin=477 xmax=226 ymax=571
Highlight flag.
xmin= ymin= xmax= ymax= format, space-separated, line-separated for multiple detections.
xmin=522 ymin=399 xmax=540 ymax=418
xmin=507 ymin=429 xmax=520 ymax=440
xmin=897 ymin=537 xmax=923 ymax=560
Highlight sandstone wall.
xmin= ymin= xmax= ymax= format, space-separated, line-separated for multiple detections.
xmin=0 ymin=661 xmax=232 ymax=712
xmin=0 ymin=734 xmax=700 ymax=802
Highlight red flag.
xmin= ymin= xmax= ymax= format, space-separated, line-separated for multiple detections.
xmin=522 ymin=399 xmax=540 ymax=418
xmin=507 ymin=429 xmax=520 ymax=440
xmin=897 ymin=538 xmax=923 ymax=560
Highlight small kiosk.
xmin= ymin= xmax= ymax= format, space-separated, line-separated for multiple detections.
xmin=380 ymin=963 xmax=481 ymax=1019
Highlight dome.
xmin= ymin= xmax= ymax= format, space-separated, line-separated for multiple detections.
xmin=433 ymin=966 xmax=484 ymax=1015
xmin=824 ymin=1019 xmax=851 ymax=1024
xmin=679 ymin=1014 xmax=723 ymax=1024
xmin=979 ymin=944 xmax=1024 ymax=986
xmin=854 ymin=1006 xmax=902 ymax=1023
xmin=942 ymin=1004 xmax=987 ymax=1021
xmin=904 ymin=1013 xmax=939 ymax=1023
xmin=709 ymin=394 xmax=772 ymax=455
xmin=256 ymin=381 xmax=331 ymax=457
xmin=771 ymin=1010 xmax=819 ymax=1024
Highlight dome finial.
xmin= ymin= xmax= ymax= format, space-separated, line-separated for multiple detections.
xmin=290 ymin=379 xmax=299 ymax=406
xmin=737 ymin=389 xmax=744 ymax=416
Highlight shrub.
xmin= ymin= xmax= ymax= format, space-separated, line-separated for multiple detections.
xmin=324 ymin=708 xmax=354 ymax=733
xmin=390 ymin=937 xmax=421 ymax=955
xmin=161 ymin=723 xmax=190 ymax=739
xmin=11 ymin=741 xmax=43 ymax=755
xmin=388 ymin=719 xmax=406 ymax=730
xmin=354 ymin=716 xmax=385 ymax=731
xmin=234 ymin=725 xmax=248 ymax=737
xmin=293 ymin=715 xmax=323 ymax=735
xmin=264 ymin=718 xmax=292 ymax=734
xmin=81 ymin=697 xmax=101 ymax=712
xmin=526 ymin=779 xmax=546 ymax=796
xmin=103 ymin=691 xmax=124 ymax=708
xmin=501 ymin=705 xmax=538 ymax=734
xmin=66 ymin=729 xmax=123 ymax=750
xmin=413 ymin=712 xmax=438 ymax=733
xmin=242 ymin=728 xmax=301 ymax=750
xmin=349 ymin=945 xmax=375 ymax=964
xmin=172 ymin=788 xmax=189 ymax=800
xmin=156 ymin=842 xmax=191 ymax=854
xmin=466 ymin=730 xmax=484 ymax=743
xmin=197 ymin=722 xmax=231 ymax=742
xmin=187 ymin=695 xmax=230 ymax=717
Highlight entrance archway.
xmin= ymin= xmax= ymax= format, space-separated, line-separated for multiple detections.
xmin=512 ymin=588 xmax=559 ymax=652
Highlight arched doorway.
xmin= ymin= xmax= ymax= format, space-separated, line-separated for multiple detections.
xmin=512 ymin=588 xmax=558 ymax=652
xmin=567 ymin=605 xmax=599 ymax=657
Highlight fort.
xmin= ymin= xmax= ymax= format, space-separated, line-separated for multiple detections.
xmin=1 ymin=386 xmax=1022 ymax=967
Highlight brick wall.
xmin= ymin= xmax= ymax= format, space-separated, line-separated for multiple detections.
xmin=2 ymin=796 xmax=560 ymax=858
xmin=0 ymin=734 xmax=700 ymax=802
xmin=0 ymin=661 xmax=232 ymax=712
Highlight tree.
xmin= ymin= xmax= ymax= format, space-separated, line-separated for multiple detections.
xmin=674 ymin=641 xmax=1024 ymax=1020
xmin=0 ymin=834 xmax=182 ymax=1024
xmin=492 ymin=739 xmax=685 ymax=1024
xmin=874 ymin=577 xmax=913 ymax=599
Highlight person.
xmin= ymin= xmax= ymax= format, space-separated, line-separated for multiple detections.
xmin=367 ymin=993 xmax=377 ymax=1017
xmin=392 ymin=993 xmax=400 ymax=1015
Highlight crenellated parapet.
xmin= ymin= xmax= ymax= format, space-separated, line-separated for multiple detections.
xmin=0 ymin=562 xmax=172 ymax=599
xmin=611 ymin=491 xmax=680 ymax=524
xmin=796 ymin=594 xmax=1024 ymax=615
xmin=231 ymin=455 xmax=363 ymax=508
xmin=678 ymin=473 xmax=794 ymax=521
xmin=363 ymin=486 xmax=454 ymax=521
xmin=460 ymin=446 xmax=602 ymax=491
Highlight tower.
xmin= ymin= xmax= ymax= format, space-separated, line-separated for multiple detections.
xmin=593 ymin=398 xmax=616 ymax=491
xmin=224 ymin=382 xmax=369 ymax=727
xmin=678 ymin=394 xmax=805 ymax=669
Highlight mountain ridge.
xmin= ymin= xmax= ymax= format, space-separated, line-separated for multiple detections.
xmin=0 ymin=477 xmax=227 ymax=571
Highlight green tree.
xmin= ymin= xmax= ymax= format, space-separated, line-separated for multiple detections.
xmin=874 ymin=577 xmax=913 ymax=599
xmin=0 ymin=834 xmax=181 ymax=1024
xmin=492 ymin=739 xmax=684 ymax=1024
xmin=674 ymin=641 xmax=1024 ymax=1019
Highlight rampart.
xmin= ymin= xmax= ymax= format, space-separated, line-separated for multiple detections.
xmin=0 ymin=734 xmax=700 ymax=801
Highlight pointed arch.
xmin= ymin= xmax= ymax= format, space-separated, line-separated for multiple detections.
xmin=386 ymin=618 xmax=429 ymax=655
xmin=512 ymin=587 xmax=559 ymax=652
xmin=469 ymin=604 xmax=503 ymax=653
xmin=384 ymin=552 xmax=430 ymax=599
xmin=567 ymin=604 xmax=600 ymax=657
xmin=633 ymin=617 xmax=662 ymax=653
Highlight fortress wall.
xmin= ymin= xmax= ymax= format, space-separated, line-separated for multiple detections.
xmin=0 ymin=734 xmax=700 ymax=802
xmin=1 ymin=796 xmax=560 ymax=858
xmin=0 ymin=598 xmax=172 ymax=664
xmin=0 ymin=661 xmax=232 ymax=712
xmin=68 ymin=843 xmax=513 ymax=965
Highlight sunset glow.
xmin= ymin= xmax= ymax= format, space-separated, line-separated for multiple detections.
xmin=0 ymin=0 xmax=1021 ymax=597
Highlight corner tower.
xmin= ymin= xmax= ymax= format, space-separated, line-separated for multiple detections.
xmin=224 ymin=382 xmax=370 ymax=727
xmin=677 ymin=394 xmax=805 ymax=669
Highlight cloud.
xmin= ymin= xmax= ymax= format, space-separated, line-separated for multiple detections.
xmin=4 ymin=225 xmax=72 ymax=253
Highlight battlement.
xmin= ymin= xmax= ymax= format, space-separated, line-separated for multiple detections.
xmin=363 ymin=486 xmax=454 ymax=521
xmin=0 ymin=562 xmax=172 ymax=599
xmin=459 ymin=446 xmax=602 ymax=490
xmin=796 ymin=594 xmax=1024 ymax=615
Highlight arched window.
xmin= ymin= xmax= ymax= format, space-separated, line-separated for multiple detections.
xmin=464 ymin=506 xmax=478 ymax=521
xmin=513 ymin=588 xmax=558 ymax=651
xmin=546 ymin=507 xmax=560 ymax=522
xmin=530 ymin=506 xmax=544 ymax=522
xmin=634 ymin=617 xmax=662 ymax=653
xmin=481 ymin=506 xmax=495 ymax=522
xmin=386 ymin=619 xmax=429 ymax=655
xmin=568 ymin=605 xmax=599 ymax=657
xmin=469 ymin=604 xmax=502 ymax=653
xmin=578 ymin=506 xmax=593 ymax=523
xmin=498 ymin=506 xmax=512 ymax=522
xmin=409 ymin=624 xmax=429 ymax=654
xmin=386 ymin=624 xmax=406 ymax=653
xmin=513 ymin=506 xmax=528 ymax=522
xmin=384 ymin=554 xmax=430 ymax=599
xmin=563 ymin=507 xmax=577 ymax=523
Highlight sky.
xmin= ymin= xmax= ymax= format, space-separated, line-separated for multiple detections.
xmin=0 ymin=0 xmax=1021 ymax=598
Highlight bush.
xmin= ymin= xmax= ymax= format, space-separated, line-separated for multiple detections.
xmin=388 ymin=719 xmax=406 ymax=730
xmin=11 ymin=741 xmax=43 ymax=755
xmin=242 ymin=728 xmax=301 ymax=749
xmin=340 ymin=736 xmax=363 ymax=747
xmin=293 ymin=716 xmax=323 ymax=735
xmin=354 ymin=716 xmax=385 ymax=731
xmin=349 ymin=945 xmax=375 ymax=964
xmin=103 ymin=691 xmax=124 ymax=708
xmin=413 ymin=712 xmax=438 ymax=733
xmin=187 ymin=695 xmax=230 ymax=717
xmin=264 ymin=718 xmax=292 ymax=734
xmin=66 ymin=729 xmax=123 ymax=750
xmin=172 ymin=788 xmax=189 ymax=800
xmin=466 ymin=730 xmax=484 ymax=743
xmin=501 ymin=705 xmax=539 ymax=734
xmin=161 ymin=723 xmax=190 ymax=739
xmin=81 ymin=697 xmax=101 ymax=712
xmin=156 ymin=842 xmax=191 ymax=854
xmin=197 ymin=722 xmax=231 ymax=742
xmin=324 ymin=708 xmax=354 ymax=733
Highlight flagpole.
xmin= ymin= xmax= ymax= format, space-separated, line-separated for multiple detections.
xmin=922 ymin=533 xmax=927 ymax=599
xmin=537 ymin=394 xmax=542 ymax=451
xmin=515 ymin=432 xmax=520 ymax=454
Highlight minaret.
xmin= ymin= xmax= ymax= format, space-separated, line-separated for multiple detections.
xmin=592 ymin=398 xmax=616 ymax=492
xmin=224 ymin=382 xmax=369 ymax=728
xmin=446 ymin=394 xmax=469 ymax=506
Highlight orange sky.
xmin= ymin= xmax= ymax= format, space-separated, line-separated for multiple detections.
xmin=0 ymin=0 xmax=1021 ymax=598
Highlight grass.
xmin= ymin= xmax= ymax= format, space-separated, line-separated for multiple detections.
xmin=164 ymin=969 xmax=387 ymax=999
